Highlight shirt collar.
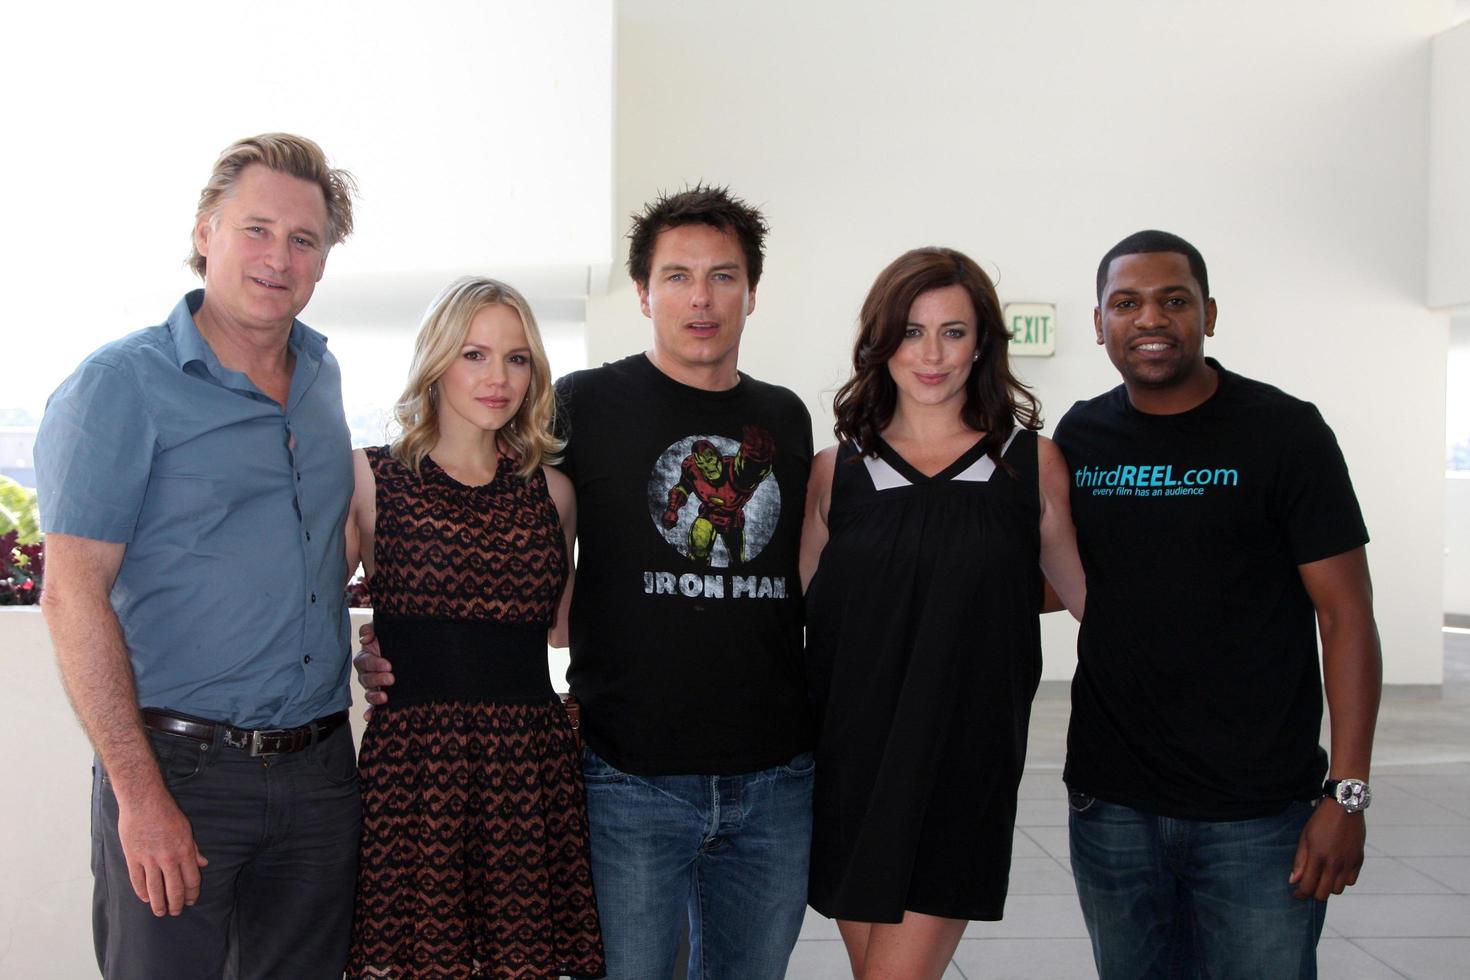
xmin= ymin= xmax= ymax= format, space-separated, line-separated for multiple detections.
xmin=166 ymin=291 xmax=218 ymax=378
xmin=165 ymin=289 xmax=329 ymax=392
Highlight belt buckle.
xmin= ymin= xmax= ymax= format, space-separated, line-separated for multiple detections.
xmin=220 ymin=725 xmax=296 ymax=755
xmin=248 ymin=728 xmax=290 ymax=757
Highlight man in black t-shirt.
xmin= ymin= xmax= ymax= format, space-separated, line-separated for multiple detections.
xmin=1053 ymin=230 xmax=1382 ymax=979
xmin=357 ymin=186 xmax=814 ymax=979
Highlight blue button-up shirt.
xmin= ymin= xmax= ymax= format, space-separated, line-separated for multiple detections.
xmin=35 ymin=291 xmax=354 ymax=728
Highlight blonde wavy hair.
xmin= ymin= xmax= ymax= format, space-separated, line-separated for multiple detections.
xmin=391 ymin=276 xmax=563 ymax=480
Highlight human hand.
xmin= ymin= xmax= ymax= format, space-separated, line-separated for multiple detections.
xmin=740 ymin=424 xmax=775 ymax=466
xmin=117 ymin=787 xmax=208 ymax=917
xmin=1289 ymin=801 xmax=1365 ymax=901
xmin=354 ymin=623 xmax=393 ymax=709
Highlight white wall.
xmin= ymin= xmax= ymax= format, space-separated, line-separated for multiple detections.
xmin=591 ymin=0 xmax=1450 ymax=683
xmin=0 ymin=610 xmax=92 ymax=979
xmin=1448 ymin=316 xmax=1470 ymax=617
xmin=1448 ymin=478 xmax=1470 ymax=617
xmin=1430 ymin=17 xmax=1470 ymax=308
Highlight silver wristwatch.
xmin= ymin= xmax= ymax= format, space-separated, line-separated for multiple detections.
xmin=1323 ymin=778 xmax=1371 ymax=813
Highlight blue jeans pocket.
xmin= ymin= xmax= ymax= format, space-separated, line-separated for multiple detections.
xmin=305 ymin=726 xmax=358 ymax=786
xmin=1068 ymin=790 xmax=1098 ymax=815
xmin=127 ymin=730 xmax=212 ymax=787
xmin=581 ymin=745 xmax=629 ymax=784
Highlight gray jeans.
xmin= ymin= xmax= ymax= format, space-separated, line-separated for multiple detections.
xmin=91 ymin=723 xmax=361 ymax=980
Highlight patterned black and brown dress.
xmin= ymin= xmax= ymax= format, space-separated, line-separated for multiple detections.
xmin=347 ymin=447 xmax=604 ymax=979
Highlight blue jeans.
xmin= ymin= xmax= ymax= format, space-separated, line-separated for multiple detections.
xmin=579 ymin=746 xmax=813 ymax=980
xmin=91 ymin=725 xmax=361 ymax=980
xmin=1068 ymin=793 xmax=1326 ymax=980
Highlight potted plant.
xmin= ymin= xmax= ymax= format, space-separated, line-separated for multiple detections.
xmin=1 ymin=476 xmax=42 ymax=605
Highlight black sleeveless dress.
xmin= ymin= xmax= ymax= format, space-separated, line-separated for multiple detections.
xmin=347 ymin=447 xmax=604 ymax=979
xmin=805 ymin=429 xmax=1042 ymax=923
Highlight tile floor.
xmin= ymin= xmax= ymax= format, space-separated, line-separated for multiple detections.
xmin=780 ymin=629 xmax=1470 ymax=979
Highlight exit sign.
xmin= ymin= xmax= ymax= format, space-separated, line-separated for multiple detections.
xmin=1004 ymin=303 xmax=1056 ymax=357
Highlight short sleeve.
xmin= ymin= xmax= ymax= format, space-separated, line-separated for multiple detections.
xmin=794 ymin=396 xmax=814 ymax=460
xmin=1272 ymin=404 xmax=1368 ymax=565
xmin=552 ymin=373 xmax=577 ymax=481
xmin=1051 ymin=403 xmax=1083 ymax=464
xmin=34 ymin=358 xmax=159 ymax=543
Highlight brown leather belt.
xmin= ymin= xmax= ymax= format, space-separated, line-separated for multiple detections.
xmin=142 ymin=708 xmax=349 ymax=757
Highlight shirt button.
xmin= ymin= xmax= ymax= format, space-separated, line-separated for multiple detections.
xmin=305 ymin=531 xmax=311 ymax=541
xmin=304 ymin=655 xmax=312 ymax=664
xmin=296 ymin=472 xmax=302 ymax=482
xmin=310 ymin=593 xmax=317 ymax=603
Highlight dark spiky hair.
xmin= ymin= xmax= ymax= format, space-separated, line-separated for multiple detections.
xmin=626 ymin=184 xmax=769 ymax=288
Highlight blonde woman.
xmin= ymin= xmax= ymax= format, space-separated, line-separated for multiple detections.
xmin=344 ymin=277 xmax=604 ymax=978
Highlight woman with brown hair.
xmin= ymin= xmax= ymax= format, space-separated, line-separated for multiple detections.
xmin=801 ymin=247 xmax=1084 ymax=978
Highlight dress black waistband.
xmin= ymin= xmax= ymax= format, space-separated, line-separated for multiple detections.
xmin=373 ymin=615 xmax=555 ymax=705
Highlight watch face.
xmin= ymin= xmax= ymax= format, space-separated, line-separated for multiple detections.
xmin=1334 ymin=780 xmax=1371 ymax=811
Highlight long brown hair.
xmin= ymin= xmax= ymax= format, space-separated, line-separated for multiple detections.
xmin=832 ymin=247 xmax=1041 ymax=464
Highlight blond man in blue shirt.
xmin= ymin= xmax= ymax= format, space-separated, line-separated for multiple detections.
xmin=36 ymin=133 xmax=361 ymax=980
